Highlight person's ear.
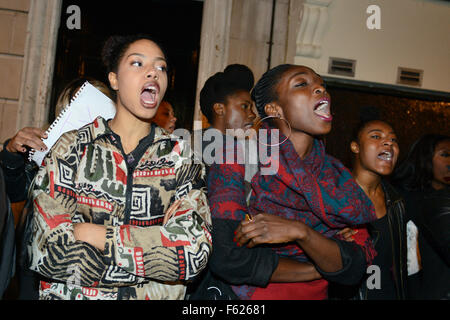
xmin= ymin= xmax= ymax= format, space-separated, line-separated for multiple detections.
xmin=213 ymin=103 xmax=225 ymax=117
xmin=264 ymin=103 xmax=283 ymax=118
xmin=108 ymin=72 xmax=118 ymax=91
xmin=350 ymin=141 xmax=360 ymax=154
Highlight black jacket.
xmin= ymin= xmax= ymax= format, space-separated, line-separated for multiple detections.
xmin=0 ymin=139 xmax=38 ymax=203
xmin=329 ymin=180 xmax=408 ymax=300
xmin=360 ymin=180 xmax=408 ymax=299
xmin=407 ymin=187 xmax=450 ymax=299
xmin=0 ymin=167 xmax=16 ymax=298
xmin=420 ymin=188 xmax=450 ymax=266
xmin=0 ymin=140 xmax=40 ymax=300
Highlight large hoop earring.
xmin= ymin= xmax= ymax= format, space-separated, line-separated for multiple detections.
xmin=254 ymin=115 xmax=292 ymax=147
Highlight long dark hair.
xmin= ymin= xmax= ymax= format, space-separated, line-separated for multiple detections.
xmin=392 ymin=134 xmax=450 ymax=191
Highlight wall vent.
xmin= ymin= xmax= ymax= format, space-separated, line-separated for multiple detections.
xmin=397 ymin=67 xmax=423 ymax=87
xmin=328 ymin=57 xmax=356 ymax=77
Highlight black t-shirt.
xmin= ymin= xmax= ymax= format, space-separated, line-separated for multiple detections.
xmin=366 ymin=214 xmax=398 ymax=300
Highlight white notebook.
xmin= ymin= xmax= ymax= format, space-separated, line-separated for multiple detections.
xmin=30 ymin=81 xmax=116 ymax=166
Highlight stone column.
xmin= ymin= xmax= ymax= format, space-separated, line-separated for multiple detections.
xmin=16 ymin=0 xmax=62 ymax=130
xmin=193 ymin=0 xmax=233 ymax=129
xmin=193 ymin=0 xmax=306 ymax=128
xmin=296 ymin=0 xmax=333 ymax=59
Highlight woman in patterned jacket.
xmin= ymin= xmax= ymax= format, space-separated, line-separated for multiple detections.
xmin=27 ymin=34 xmax=212 ymax=300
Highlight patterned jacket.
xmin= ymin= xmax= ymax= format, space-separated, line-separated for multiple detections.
xmin=28 ymin=117 xmax=212 ymax=300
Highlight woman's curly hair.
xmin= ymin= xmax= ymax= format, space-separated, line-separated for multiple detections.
xmin=101 ymin=34 xmax=167 ymax=74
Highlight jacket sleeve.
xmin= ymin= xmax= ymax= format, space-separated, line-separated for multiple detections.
xmin=103 ymin=141 xmax=212 ymax=283
xmin=0 ymin=167 xmax=16 ymax=296
xmin=315 ymin=237 xmax=367 ymax=286
xmin=315 ymin=223 xmax=376 ymax=287
xmin=29 ymin=132 xmax=112 ymax=288
xmin=208 ymin=218 xmax=278 ymax=287
xmin=207 ymin=159 xmax=278 ymax=287
xmin=421 ymin=189 xmax=450 ymax=265
xmin=0 ymin=139 xmax=28 ymax=202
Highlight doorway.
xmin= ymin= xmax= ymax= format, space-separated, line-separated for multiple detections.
xmin=50 ymin=0 xmax=204 ymax=131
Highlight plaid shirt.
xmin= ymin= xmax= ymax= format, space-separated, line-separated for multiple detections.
xmin=28 ymin=117 xmax=212 ymax=300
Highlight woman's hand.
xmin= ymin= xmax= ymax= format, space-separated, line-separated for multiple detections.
xmin=236 ymin=213 xmax=343 ymax=273
xmin=337 ymin=227 xmax=358 ymax=242
xmin=6 ymin=127 xmax=47 ymax=153
xmin=234 ymin=213 xmax=305 ymax=248
xmin=163 ymin=199 xmax=183 ymax=225
xmin=73 ymin=199 xmax=183 ymax=251
xmin=73 ymin=223 xmax=107 ymax=252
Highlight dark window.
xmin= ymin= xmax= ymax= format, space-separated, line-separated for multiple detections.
xmin=50 ymin=0 xmax=203 ymax=131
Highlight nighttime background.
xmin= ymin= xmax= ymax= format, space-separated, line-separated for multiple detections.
xmin=51 ymin=0 xmax=203 ymax=131
xmin=50 ymin=0 xmax=449 ymax=167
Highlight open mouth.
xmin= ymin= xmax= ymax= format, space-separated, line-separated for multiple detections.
xmin=377 ymin=150 xmax=393 ymax=161
xmin=140 ymin=82 xmax=160 ymax=108
xmin=313 ymin=98 xmax=332 ymax=122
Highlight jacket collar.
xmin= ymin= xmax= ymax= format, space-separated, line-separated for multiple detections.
xmin=381 ymin=179 xmax=403 ymax=206
xmin=89 ymin=116 xmax=174 ymax=145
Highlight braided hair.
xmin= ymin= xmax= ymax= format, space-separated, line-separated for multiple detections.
xmin=251 ymin=64 xmax=294 ymax=118
xmin=200 ymin=64 xmax=254 ymax=123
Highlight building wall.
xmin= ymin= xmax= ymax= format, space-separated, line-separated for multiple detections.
xmin=1 ymin=0 xmax=448 ymax=147
xmin=0 ymin=0 xmax=30 ymax=146
xmin=294 ymin=0 xmax=450 ymax=92
xmin=194 ymin=0 xmax=303 ymax=126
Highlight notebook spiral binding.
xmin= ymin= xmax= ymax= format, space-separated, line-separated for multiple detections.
xmin=28 ymin=81 xmax=90 ymax=162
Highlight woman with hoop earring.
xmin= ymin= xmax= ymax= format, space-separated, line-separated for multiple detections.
xmin=208 ymin=65 xmax=379 ymax=300
xmin=188 ymin=64 xmax=330 ymax=300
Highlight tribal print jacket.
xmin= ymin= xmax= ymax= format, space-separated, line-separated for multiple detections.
xmin=28 ymin=117 xmax=212 ymax=300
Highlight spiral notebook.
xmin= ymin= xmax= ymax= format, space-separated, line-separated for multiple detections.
xmin=30 ymin=81 xmax=116 ymax=166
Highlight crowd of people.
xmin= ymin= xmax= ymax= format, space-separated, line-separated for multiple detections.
xmin=0 ymin=34 xmax=448 ymax=300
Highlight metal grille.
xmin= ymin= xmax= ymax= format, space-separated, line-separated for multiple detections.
xmin=328 ymin=57 xmax=356 ymax=77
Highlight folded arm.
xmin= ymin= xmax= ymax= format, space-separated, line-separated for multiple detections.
xmin=208 ymin=162 xmax=321 ymax=285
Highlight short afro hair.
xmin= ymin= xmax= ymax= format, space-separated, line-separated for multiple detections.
xmin=200 ymin=64 xmax=254 ymax=123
